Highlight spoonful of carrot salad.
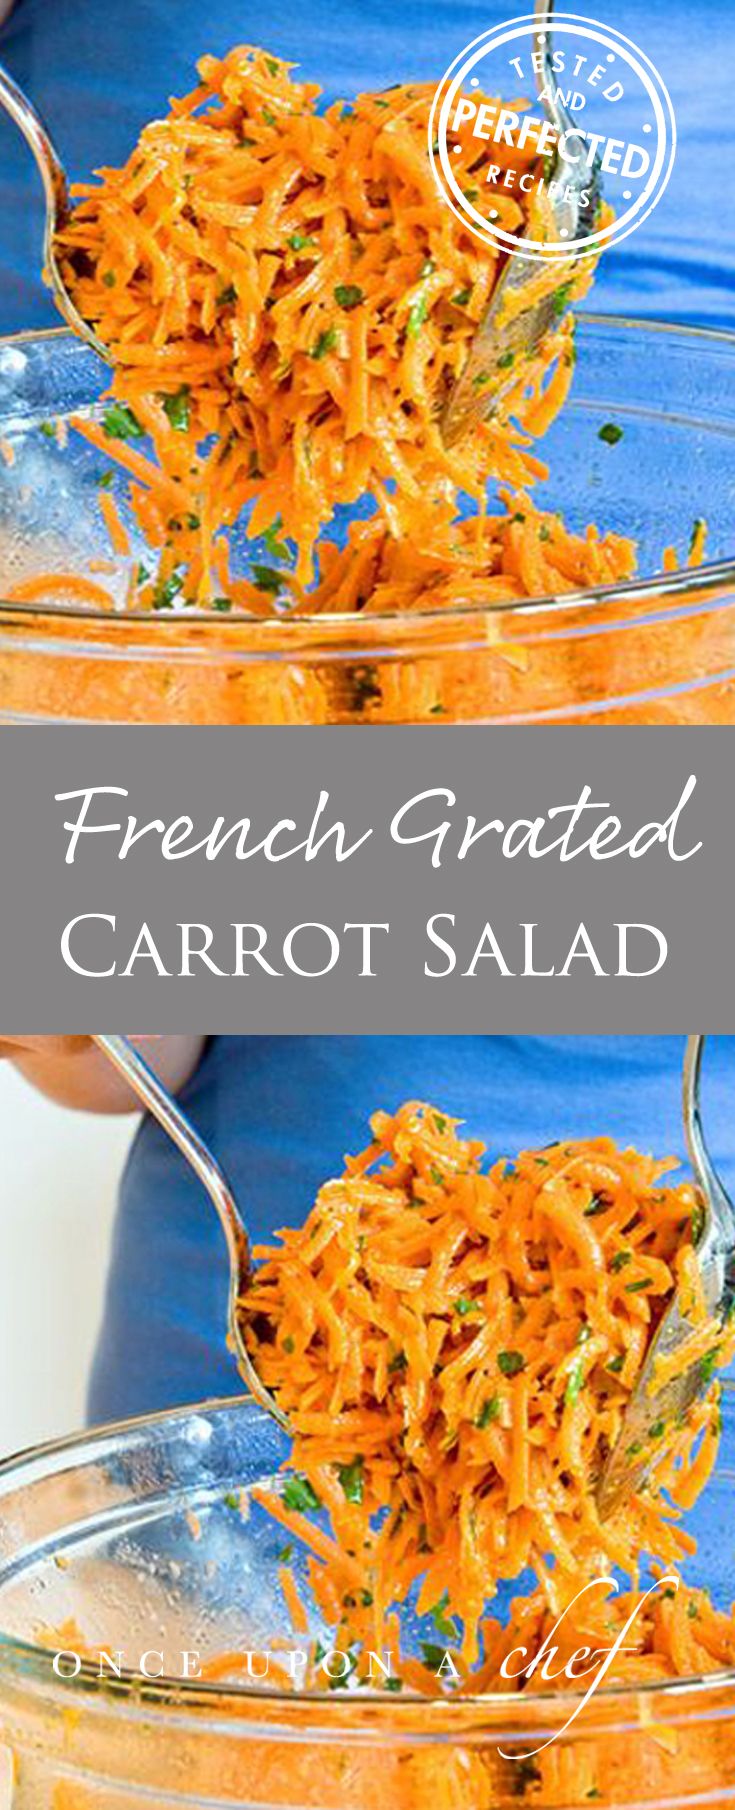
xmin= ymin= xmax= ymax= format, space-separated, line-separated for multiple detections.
xmin=10 ymin=43 xmax=608 ymax=609
xmin=240 ymin=1101 xmax=734 ymax=1677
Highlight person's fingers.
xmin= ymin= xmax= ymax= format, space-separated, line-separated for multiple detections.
xmin=0 ymin=1036 xmax=90 ymax=1061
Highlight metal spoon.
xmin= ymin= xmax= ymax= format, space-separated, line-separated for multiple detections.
xmin=441 ymin=0 xmax=602 ymax=447
xmin=0 ymin=59 xmax=106 ymax=357
xmin=91 ymin=1034 xmax=288 ymax=1429
xmin=597 ymin=1034 xmax=735 ymax=1518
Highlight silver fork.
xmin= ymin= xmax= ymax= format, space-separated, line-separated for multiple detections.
xmin=92 ymin=1035 xmax=288 ymax=1430
xmin=441 ymin=0 xmax=602 ymax=447
xmin=597 ymin=1035 xmax=735 ymax=1518
xmin=0 ymin=59 xmax=106 ymax=356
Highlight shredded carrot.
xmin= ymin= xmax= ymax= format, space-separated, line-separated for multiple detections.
xmin=54 ymin=45 xmax=602 ymax=605
xmin=240 ymin=1104 xmax=735 ymax=1675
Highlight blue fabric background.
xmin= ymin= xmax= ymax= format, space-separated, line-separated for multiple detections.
xmin=0 ymin=0 xmax=733 ymax=331
xmin=88 ymin=1035 xmax=735 ymax=1424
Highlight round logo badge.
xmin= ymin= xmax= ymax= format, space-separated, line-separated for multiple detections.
xmin=429 ymin=12 xmax=676 ymax=262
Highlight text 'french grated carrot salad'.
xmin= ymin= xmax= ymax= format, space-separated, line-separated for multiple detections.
xmin=240 ymin=1102 xmax=734 ymax=1686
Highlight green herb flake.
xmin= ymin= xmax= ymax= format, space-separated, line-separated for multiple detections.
xmin=102 ymin=271 xmax=116 ymax=288
xmin=212 ymin=596 xmax=232 ymax=612
xmin=496 ymin=349 xmax=515 ymax=370
xmin=498 ymin=1349 xmax=526 ymax=1377
xmin=611 ymin=1250 xmax=632 ymax=1273
xmin=152 ymin=571 xmax=184 ymax=610
xmin=265 ymin=56 xmax=280 ymax=76
xmin=334 ymin=284 xmax=364 ymax=311
xmin=606 ymin=1354 xmax=625 ymax=1374
xmin=690 ymin=1200 xmax=706 ymax=1243
xmin=288 ymin=232 xmax=318 ymax=253
xmin=252 ymin=564 xmax=284 ymax=594
xmin=311 ymin=326 xmax=338 ymax=360
xmin=584 ymin=1193 xmax=608 ymax=1218
xmin=625 ymin=1277 xmax=651 ymax=1294
xmin=454 ymin=1296 xmax=477 ymax=1317
xmin=162 ymin=386 xmax=191 ymax=433
xmin=39 ymin=420 xmax=57 ymax=439
xmin=433 ymin=1114 xmax=448 ymax=1134
xmin=262 ymin=108 xmax=277 ymax=127
xmin=407 ymin=292 xmax=429 ymax=338
xmin=452 ymin=287 xmax=472 ymax=307
xmin=282 ymin=1475 xmax=322 ymax=1514
xmin=552 ymin=282 xmax=573 ymax=319
xmin=217 ymin=283 xmax=237 ymax=306
xmin=475 ymin=1396 xmax=501 ymax=1428
xmin=223 ymin=1491 xmax=240 ymax=1510
xmin=102 ymin=402 xmax=144 ymax=442
xmin=420 ymin=1642 xmax=451 ymax=1671
xmin=598 ymin=421 xmax=624 ymax=446
xmin=385 ymin=1676 xmax=403 ymax=1692
xmin=700 ymin=1346 xmax=721 ymax=1386
xmin=337 ymin=1457 xmax=365 ymax=1504
xmin=430 ymin=1592 xmax=459 ymax=1642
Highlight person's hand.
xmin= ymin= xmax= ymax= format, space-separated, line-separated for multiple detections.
xmin=0 ymin=1037 xmax=90 ymax=1060
xmin=0 ymin=1035 xmax=203 ymax=1113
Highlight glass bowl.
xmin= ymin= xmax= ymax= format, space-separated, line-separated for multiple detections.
xmin=0 ymin=317 xmax=734 ymax=724
xmin=1 ymin=1395 xmax=735 ymax=1808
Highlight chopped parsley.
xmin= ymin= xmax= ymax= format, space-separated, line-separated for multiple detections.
xmin=311 ymin=326 xmax=338 ymax=359
xmin=611 ymin=1250 xmax=632 ymax=1273
xmin=497 ymin=1349 xmax=525 ymax=1377
xmin=598 ymin=421 xmax=624 ymax=446
xmin=496 ymin=349 xmax=515 ymax=370
xmin=217 ymin=283 xmax=237 ymax=306
xmin=334 ymin=283 xmax=364 ymax=311
xmin=454 ymin=1296 xmax=478 ymax=1317
xmin=475 ymin=1396 xmax=501 ymax=1428
xmin=338 ymin=1457 xmax=365 ymax=1504
xmin=162 ymin=386 xmax=191 ymax=433
xmin=451 ymin=287 xmax=472 ymax=307
xmin=252 ymin=564 xmax=284 ymax=594
xmin=282 ymin=1475 xmax=322 ymax=1514
xmin=102 ymin=402 xmax=144 ymax=442
xmin=700 ymin=1346 xmax=721 ymax=1386
xmin=288 ymin=232 xmax=318 ymax=252
xmin=551 ymin=282 xmax=573 ymax=319
xmin=152 ymin=571 xmax=184 ymax=609
xmin=430 ymin=1591 xmax=459 ymax=1642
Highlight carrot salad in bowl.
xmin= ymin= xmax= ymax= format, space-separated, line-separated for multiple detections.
xmin=237 ymin=1102 xmax=735 ymax=1691
xmin=37 ymin=43 xmax=624 ymax=611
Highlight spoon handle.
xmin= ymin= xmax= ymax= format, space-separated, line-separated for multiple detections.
xmin=91 ymin=1035 xmax=249 ymax=1281
xmin=0 ymin=59 xmax=69 ymax=223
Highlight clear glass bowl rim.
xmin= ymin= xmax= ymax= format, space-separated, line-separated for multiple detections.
xmin=1 ymin=1391 xmax=734 ymax=1730
xmin=1 ymin=314 xmax=735 ymax=635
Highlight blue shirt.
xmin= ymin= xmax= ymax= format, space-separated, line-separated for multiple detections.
xmin=0 ymin=0 xmax=733 ymax=333
xmin=88 ymin=1034 xmax=735 ymax=1424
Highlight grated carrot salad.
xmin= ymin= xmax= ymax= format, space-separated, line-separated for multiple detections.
xmin=241 ymin=1103 xmax=734 ymax=1678
xmin=53 ymin=45 xmax=605 ymax=606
